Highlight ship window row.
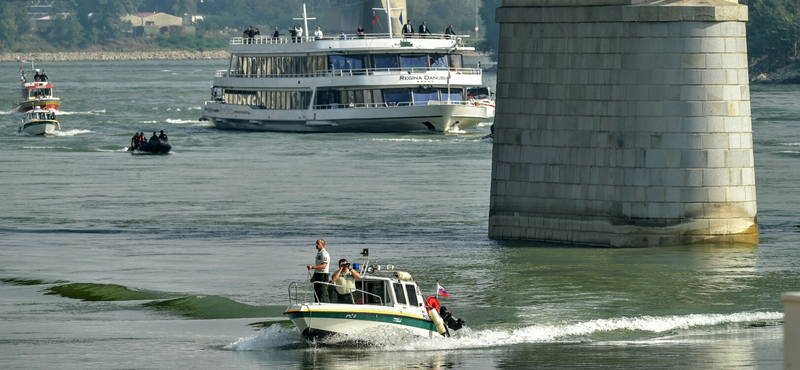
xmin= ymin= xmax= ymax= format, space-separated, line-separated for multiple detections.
xmin=223 ymin=89 xmax=312 ymax=109
xmin=235 ymin=55 xmax=327 ymax=77
xmin=25 ymin=88 xmax=52 ymax=99
xmin=233 ymin=53 xmax=464 ymax=77
xmin=223 ymin=87 xmax=465 ymax=110
xmin=316 ymin=88 xmax=463 ymax=108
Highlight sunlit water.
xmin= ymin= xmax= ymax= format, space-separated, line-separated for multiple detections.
xmin=0 ymin=60 xmax=797 ymax=369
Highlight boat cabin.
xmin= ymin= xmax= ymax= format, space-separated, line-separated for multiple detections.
xmin=304 ymin=274 xmax=425 ymax=308
xmin=24 ymin=109 xmax=56 ymax=122
xmin=21 ymin=81 xmax=54 ymax=101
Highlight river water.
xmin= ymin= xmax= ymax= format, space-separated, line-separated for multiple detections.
xmin=0 ymin=59 xmax=797 ymax=369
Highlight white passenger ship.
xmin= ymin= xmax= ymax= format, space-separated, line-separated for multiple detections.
xmin=202 ymin=9 xmax=493 ymax=133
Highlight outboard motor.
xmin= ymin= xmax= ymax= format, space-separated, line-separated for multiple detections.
xmin=439 ymin=306 xmax=466 ymax=331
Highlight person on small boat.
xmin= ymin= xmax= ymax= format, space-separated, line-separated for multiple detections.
xmin=40 ymin=71 xmax=48 ymax=82
xmin=158 ymin=130 xmax=168 ymax=140
xmin=150 ymin=132 xmax=158 ymax=142
xmin=131 ymin=132 xmax=140 ymax=149
xmin=139 ymin=133 xmax=146 ymax=144
xmin=331 ymin=258 xmax=361 ymax=304
xmin=33 ymin=71 xmax=41 ymax=81
xmin=306 ymin=239 xmax=330 ymax=303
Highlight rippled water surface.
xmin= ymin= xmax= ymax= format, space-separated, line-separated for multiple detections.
xmin=0 ymin=60 xmax=797 ymax=369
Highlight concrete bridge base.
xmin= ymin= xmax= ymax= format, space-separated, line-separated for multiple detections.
xmin=489 ymin=0 xmax=758 ymax=247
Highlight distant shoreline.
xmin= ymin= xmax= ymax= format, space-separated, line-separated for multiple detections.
xmin=0 ymin=49 xmax=491 ymax=63
xmin=0 ymin=50 xmax=230 ymax=62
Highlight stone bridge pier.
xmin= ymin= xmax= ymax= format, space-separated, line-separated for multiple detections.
xmin=489 ymin=0 xmax=758 ymax=247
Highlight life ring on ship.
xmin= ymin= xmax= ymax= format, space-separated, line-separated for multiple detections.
xmin=425 ymin=296 xmax=440 ymax=312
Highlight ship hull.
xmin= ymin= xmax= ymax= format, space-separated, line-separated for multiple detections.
xmin=204 ymin=103 xmax=491 ymax=133
xmin=12 ymin=99 xmax=60 ymax=113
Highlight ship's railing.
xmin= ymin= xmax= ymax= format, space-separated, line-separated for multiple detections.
xmin=215 ymin=67 xmax=481 ymax=78
xmin=288 ymin=281 xmax=385 ymax=306
xmin=232 ymin=33 xmax=467 ymax=45
xmin=312 ymin=100 xmax=481 ymax=110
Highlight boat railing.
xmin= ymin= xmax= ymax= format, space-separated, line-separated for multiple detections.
xmin=288 ymin=281 xmax=384 ymax=306
xmin=232 ymin=33 xmax=466 ymax=45
xmin=215 ymin=67 xmax=481 ymax=79
xmin=312 ymin=100 xmax=479 ymax=110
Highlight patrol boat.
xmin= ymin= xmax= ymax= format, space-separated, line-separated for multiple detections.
xmin=12 ymin=67 xmax=61 ymax=113
xmin=284 ymin=249 xmax=465 ymax=341
xmin=201 ymin=5 xmax=493 ymax=133
xmin=19 ymin=108 xmax=60 ymax=135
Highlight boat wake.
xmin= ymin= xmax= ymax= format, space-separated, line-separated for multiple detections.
xmin=225 ymin=311 xmax=782 ymax=351
xmin=58 ymin=109 xmax=106 ymax=116
xmin=53 ymin=129 xmax=93 ymax=137
xmin=166 ymin=118 xmax=198 ymax=124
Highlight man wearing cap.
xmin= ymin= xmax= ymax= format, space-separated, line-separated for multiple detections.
xmin=307 ymin=239 xmax=330 ymax=302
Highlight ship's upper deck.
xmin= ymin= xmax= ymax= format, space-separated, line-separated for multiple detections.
xmin=228 ymin=33 xmax=475 ymax=56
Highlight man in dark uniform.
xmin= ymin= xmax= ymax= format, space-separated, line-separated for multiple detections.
xmin=131 ymin=132 xmax=140 ymax=149
xmin=150 ymin=132 xmax=158 ymax=142
xmin=402 ymin=20 xmax=414 ymax=37
xmin=40 ymin=71 xmax=48 ymax=81
xmin=418 ymin=21 xmax=432 ymax=37
xmin=158 ymin=130 xmax=168 ymax=140
xmin=445 ymin=24 xmax=456 ymax=37
xmin=272 ymin=27 xmax=280 ymax=39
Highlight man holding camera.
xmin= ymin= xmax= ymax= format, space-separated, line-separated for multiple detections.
xmin=331 ymin=258 xmax=361 ymax=304
xmin=307 ymin=239 xmax=330 ymax=303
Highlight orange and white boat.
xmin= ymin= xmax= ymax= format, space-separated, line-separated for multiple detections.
xmin=12 ymin=67 xmax=61 ymax=113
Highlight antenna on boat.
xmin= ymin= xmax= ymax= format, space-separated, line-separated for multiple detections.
xmin=293 ymin=3 xmax=316 ymax=42
xmin=359 ymin=248 xmax=370 ymax=274
xmin=373 ymin=0 xmax=403 ymax=39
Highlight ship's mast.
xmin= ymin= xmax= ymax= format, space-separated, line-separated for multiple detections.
xmin=373 ymin=0 xmax=402 ymax=39
xmin=293 ymin=4 xmax=316 ymax=41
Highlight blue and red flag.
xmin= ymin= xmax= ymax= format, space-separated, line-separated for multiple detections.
xmin=372 ymin=11 xmax=378 ymax=25
xmin=437 ymin=283 xmax=450 ymax=298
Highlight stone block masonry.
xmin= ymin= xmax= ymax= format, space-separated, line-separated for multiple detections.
xmin=489 ymin=0 xmax=758 ymax=247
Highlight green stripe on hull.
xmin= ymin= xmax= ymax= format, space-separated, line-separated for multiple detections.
xmin=285 ymin=311 xmax=437 ymax=332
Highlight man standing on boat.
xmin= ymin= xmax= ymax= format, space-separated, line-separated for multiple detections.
xmin=445 ymin=25 xmax=456 ymax=38
xmin=307 ymin=239 xmax=330 ymax=302
xmin=418 ymin=21 xmax=432 ymax=37
xmin=402 ymin=20 xmax=414 ymax=37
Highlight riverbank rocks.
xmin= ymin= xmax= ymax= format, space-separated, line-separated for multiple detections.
xmin=0 ymin=50 xmax=229 ymax=62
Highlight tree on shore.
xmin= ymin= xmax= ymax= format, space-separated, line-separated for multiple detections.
xmin=0 ymin=1 xmax=31 ymax=50
xmin=743 ymin=0 xmax=800 ymax=72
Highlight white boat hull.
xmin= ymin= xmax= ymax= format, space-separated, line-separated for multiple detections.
xmin=204 ymin=103 xmax=491 ymax=133
xmin=285 ymin=303 xmax=440 ymax=341
xmin=19 ymin=120 xmax=57 ymax=135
